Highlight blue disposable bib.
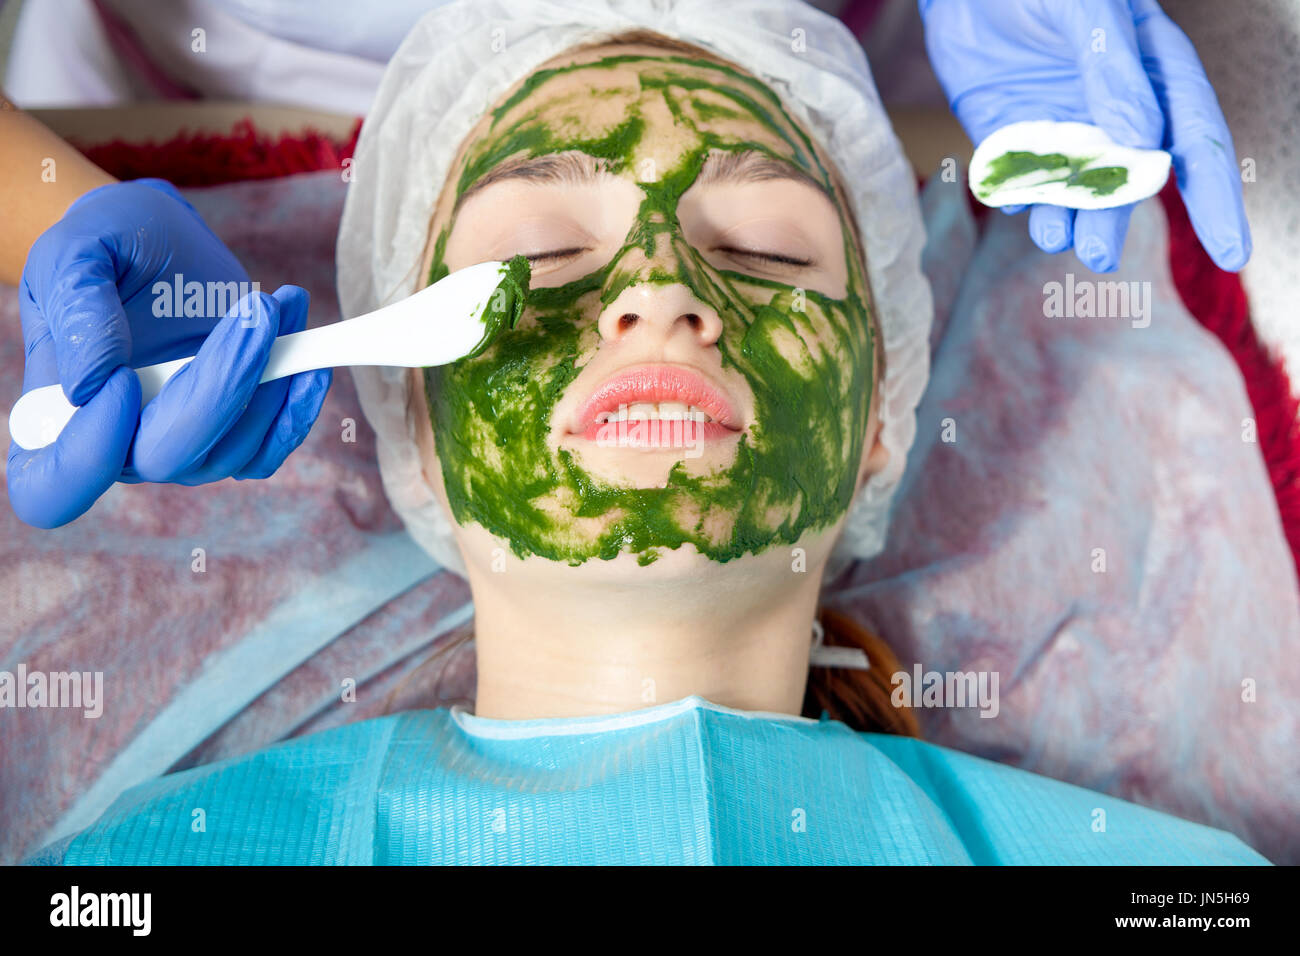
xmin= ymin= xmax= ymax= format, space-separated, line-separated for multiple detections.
xmin=36 ymin=696 xmax=1268 ymax=865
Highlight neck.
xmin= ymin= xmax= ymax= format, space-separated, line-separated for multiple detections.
xmin=467 ymin=548 xmax=828 ymax=720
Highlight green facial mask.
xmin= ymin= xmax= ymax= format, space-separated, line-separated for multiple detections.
xmin=978 ymin=151 xmax=1128 ymax=199
xmin=425 ymin=54 xmax=874 ymax=567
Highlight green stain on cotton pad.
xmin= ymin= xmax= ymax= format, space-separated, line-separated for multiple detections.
xmin=970 ymin=120 xmax=1169 ymax=211
xmin=979 ymin=151 xmax=1127 ymax=197
xmin=980 ymin=150 xmax=1069 ymax=186
xmin=1069 ymin=165 xmax=1128 ymax=196
xmin=461 ymin=255 xmax=532 ymax=361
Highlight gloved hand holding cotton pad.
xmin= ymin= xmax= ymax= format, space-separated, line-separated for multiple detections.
xmin=969 ymin=120 xmax=1172 ymax=210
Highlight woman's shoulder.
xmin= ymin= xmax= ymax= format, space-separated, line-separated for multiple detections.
xmin=853 ymin=730 xmax=1271 ymax=865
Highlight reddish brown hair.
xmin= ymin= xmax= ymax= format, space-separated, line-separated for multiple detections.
xmin=805 ymin=607 xmax=919 ymax=735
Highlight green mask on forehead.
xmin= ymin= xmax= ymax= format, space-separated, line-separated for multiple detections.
xmin=425 ymin=54 xmax=874 ymax=567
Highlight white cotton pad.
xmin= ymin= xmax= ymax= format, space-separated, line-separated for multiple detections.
xmin=969 ymin=120 xmax=1171 ymax=210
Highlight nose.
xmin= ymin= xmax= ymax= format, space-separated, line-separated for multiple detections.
xmin=597 ymin=282 xmax=724 ymax=347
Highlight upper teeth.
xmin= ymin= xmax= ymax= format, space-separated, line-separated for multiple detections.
xmin=596 ymin=403 xmax=714 ymax=423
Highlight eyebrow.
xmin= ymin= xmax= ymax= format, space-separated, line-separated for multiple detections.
xmin=693 ymin=150 xmax=828 ymax=196
xmin=455 ymin=149 xmax=828 ymax=211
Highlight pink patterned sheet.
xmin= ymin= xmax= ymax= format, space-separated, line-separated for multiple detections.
xmin=1 ymin=168 xmax=1296 ymax=864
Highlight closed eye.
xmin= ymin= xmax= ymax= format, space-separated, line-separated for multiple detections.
xmin=521 ymin=247 xmax=588 ymax=262
xmin=716 ymin=246 xmax=814 ymax=267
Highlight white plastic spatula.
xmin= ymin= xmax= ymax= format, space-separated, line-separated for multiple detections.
xmin=9 ymin=259 xmax=514 ymax=452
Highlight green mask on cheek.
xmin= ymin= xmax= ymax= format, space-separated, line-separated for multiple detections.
xmin=425 ymin=55 xmax=874 ymax=567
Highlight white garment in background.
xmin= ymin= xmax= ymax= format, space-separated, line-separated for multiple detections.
xmin=4 ymin=0 xmax=450 ymax=112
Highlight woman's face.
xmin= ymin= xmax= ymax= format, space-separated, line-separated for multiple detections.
xmin=417 ymin=41 xmax=883 ymax=573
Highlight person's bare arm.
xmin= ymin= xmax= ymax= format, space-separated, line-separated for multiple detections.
xmin=0 ymin=91 xmax=117 ymax=286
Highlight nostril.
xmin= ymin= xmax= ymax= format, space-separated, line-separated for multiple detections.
xmin=618 ymin=313 xmax=639 ymax=332
xmin=683 ymin=313 xmax=702 ymax=330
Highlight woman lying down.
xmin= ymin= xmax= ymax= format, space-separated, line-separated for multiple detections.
xmin=31 ymin=4 xmax=1267 ymax=865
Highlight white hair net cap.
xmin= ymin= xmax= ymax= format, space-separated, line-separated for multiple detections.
xmin=337 ymin=0 xmax=932 ymax=579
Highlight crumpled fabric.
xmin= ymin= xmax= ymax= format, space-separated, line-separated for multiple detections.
xmin=0 ymin=172 xmax=474 ymax=865
xmin=831 ymin=168 xmax=1300 ymax=863
xmin=4 ymin=161 xmax=1297 ymax=864
xmin=32 ymin=696 xmax=1269 ymax=865
xmin=335 ymin=0 xmax=934 ymax=578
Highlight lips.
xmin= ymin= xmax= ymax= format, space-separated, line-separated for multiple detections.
xmin=570 ymin=365 xmax=742 ymax=447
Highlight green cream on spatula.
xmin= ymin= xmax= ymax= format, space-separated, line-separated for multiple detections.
xmin=8 ymin=258 xmax=528 ymax=452
xmin=461 ymin=255 xmax=532 ymax=361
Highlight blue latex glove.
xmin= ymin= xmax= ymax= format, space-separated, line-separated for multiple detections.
xmin=9 ymin=179 xmax=332 ymax=529
xmin=920 ymin=0 xmax=1251 ymax=273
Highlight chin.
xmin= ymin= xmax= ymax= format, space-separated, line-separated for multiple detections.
xmin=454 ymin=518 xmax=844 ymax=591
